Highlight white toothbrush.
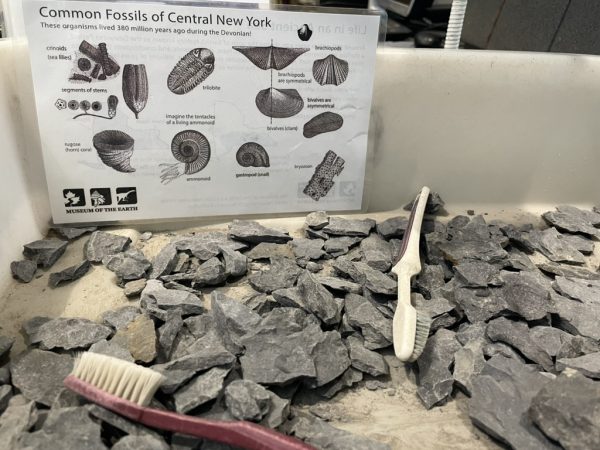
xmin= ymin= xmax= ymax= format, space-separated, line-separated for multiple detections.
xmin=392 ymin=187 xmax=432 ymax=362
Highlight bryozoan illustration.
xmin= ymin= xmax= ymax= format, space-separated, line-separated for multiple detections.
xmin=303 ymin=150 xmax=345 ymax=201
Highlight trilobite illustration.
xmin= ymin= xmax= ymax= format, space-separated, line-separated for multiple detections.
xmin=236 ymin=142 xmax=270 ymax=168
xmin=303 ymin=112 xmax=344 ymax=138
xmin=160 ymin=130 xmax=211 ymax=184
xmin=255 ymin=88 xmax=304 ymax=118
xmin=167 ymin=48 xmax=215 ymax=95
xmin=123 ymin=64 xmax=148 ymax=119
xmin=312 ymin=54 xmax=349 ymax=86
xmin=93 ymin=130 xmax=135 ymax=173
xmin=233 ymin=45 xmax=309 ymax=70
xmin=297 ymin=24 xmax=313 ymax=42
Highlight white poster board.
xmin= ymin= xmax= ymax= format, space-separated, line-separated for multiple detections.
xmin=23 ymin=0 xmax=381 ymax=223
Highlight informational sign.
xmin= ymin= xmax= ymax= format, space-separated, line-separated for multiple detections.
xmin=23 ymin=0 xmax=381 ymax=223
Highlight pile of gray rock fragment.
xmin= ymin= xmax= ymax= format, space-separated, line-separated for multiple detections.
xmin=3 ymin=199 xmax=600 ymax=450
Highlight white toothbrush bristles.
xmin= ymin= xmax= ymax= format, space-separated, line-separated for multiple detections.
xmin=71 ymin=352 xmax=164 ymax=406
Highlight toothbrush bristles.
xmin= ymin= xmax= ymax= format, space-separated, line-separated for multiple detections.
xmin=71 ymin=352 xmax=164 ymax=406
xmin=408 ymin=311 xmax=432 ymax=362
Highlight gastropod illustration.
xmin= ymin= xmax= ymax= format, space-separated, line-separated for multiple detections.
xmin=236 ymin=142 xmax=270 ymax=168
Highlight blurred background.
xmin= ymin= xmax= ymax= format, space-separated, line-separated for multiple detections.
xmin=273 ymin=0 xmax=600 ymax=54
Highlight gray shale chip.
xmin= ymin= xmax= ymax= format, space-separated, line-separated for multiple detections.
xmin=486 ymin=317 xmax=554 ymax=372
xmin=345 ymin=335 xmax=388 ymax=377
xmin=23 ymin=239 xmax=68 ymax=268
xmin=193 ymin=257 xmax=227 ymax=286
xmin=224 ymin=379 xmax=272 ymax=421
xmin=141 ymin=280 xmax=204 ymax=318
xmin=149 ymin=244 xmax=178 ymax=279
xmin=17 ymin=406 xmax=105 ymax=450
xmin=228 ymin=220 xmax=292 ymax=244
xmin=103 ymin=249 xmax=151 ymax=281
xmin=212 ymin=291 xmax=261 ymax=354
xmin=416 ymin=329 xmax=461 ymax=409
xmin=173 ymin=366 xmax=231 ymax=413
xmin=305 ymin=211 xmax=329 ymax=229
xmin=10 ymin=350 xmax=73 ymax=407
xmin=248 ymin=256 xmax=303 ymax=294
xmin=290 ymin=238 xmax=326 ymax=260
xmin=48 ymin=260 xmax=91 ymax=287
xmin=542 ymin=205 xmax=600 ymax=238
xmin=285 ymin=413 xmax=391 ymax=450
xmin=529 ymin=370 xmax=600 ymax=450
xmin=468 ymin=355 xmax=559 ymax=450
xmin=27 ymin=317 xmax=112 ymax=350
xmin=84 ymin=231 xmax=131 ymax=262
xmin=344 ymin=293 xmax=392 ymax=349
xmin=51 ymin=226 xmax=97 ymax=240
xmin=322 ymin=216 xmax=375 ymax=237
xmin=359 ymin=234 xmax=393 ymax=271
xmin=556 ymin=352 xmax=600 ymax=379
xmin=10 ymin=260 xmax=37 ymax=283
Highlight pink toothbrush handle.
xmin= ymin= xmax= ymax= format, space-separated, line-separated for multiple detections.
xmin=65 ymin=376 xmax=314 ymax=450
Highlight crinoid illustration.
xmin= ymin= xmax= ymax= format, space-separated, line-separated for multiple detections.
xmin=303 ymin=112 xmax=344 ymax=138
xmin=72 ymin=95 xmax=118 ymax=120
xmin=233 ymin=45 xmax=309 ymax=71
xmin=255 ymin=88 xmax=304 ymax=119
xmin=167 ymin=48 xmax=215 ymax=95
xmin=123 ymin=64 xmax=148 ymax=119
xmin=236 ymin=142 xmax=270 ymax=168
xmin=312 ymin=54 xmax=349 ymax=86
xmin=160 ymin=130 xmax=211 ymax=184
xmin=92 ymin=130 xmax=135 ymax=173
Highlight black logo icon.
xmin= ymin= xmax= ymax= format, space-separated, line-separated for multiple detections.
xmin=90 ymin=188 xmax=112 ymax=207
xmin=63 ymin=189 xmax=85 ymax=207
xmin=116 ymin=187 xmax=137 ymax=205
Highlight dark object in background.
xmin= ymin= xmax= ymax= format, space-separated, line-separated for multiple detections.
xmin=297 ymin=24 xmax=313 ymax=41
xmin=462 ymin=0 xmax=600 ymax=55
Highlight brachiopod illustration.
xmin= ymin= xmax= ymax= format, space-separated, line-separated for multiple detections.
xmin=160 ymin=130 xmax=211 ymax=184
xmin=304 ymin=150 xmax=345 ymax=201
xmin=92 ymin=130 xmax=135 ymax=173
xmin=303 ymin=112 xmax=344 ymax=138
xmin=255 ymin=88 xmax=304 ymax=118
xmin=233 ymin=45 xmax=309 ymax=70
xmin=123 ymin=64 xmax=148 ymax=119
xmin=297 ymin=24 xmax=313 ymax=42
xmin=236 ymin=142 xmax=270 ymax=168
xmin=167 ymin=48 xmax=215 ymax=95
xmin=312 ymin=54 xmax=349 ymax=86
